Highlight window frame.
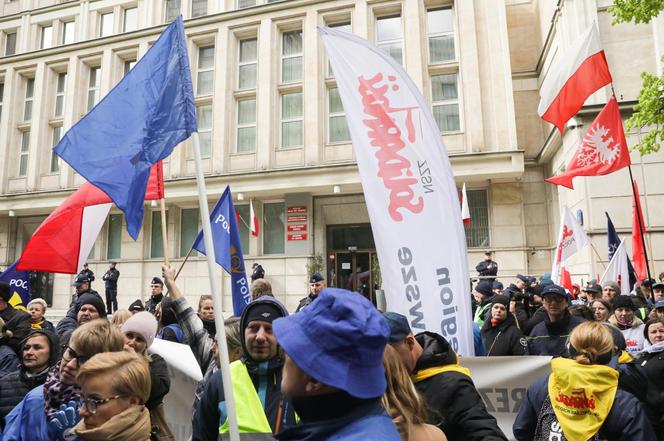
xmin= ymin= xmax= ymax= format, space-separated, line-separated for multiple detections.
xmin=54 ymin=72 xmax=67 ymax=118
xmin=236 ymin=98 xmax=256 ymax=153
xmin=150 ymin=210 xmax=168 ymax=259
xmin=327 ymin=86 xmax=350 ymax=144
xmin=50 ymin=125 xmax=62 ymax=173
xmin=426 ymin=7 xmax=456 ymax=65
xmin=18 ymin=130 xmax=30 ymax=177
xmin=87 ymin=66 xmax=101 ymax=111
xmin=375 ymin=15 xmax=403 ymax=65
xmin=123 ymin=7 xmax=138 ymax=33
xmin=326 ymin=22 xmax=351 ymax=78
xmin=280 ymin=29 xmax=303 ymax=84
xmin=5 ymin=30 xmax=16 ymax=56
xmin=237 ymin=0 xmax=256 ymax=9
xmin=164 ymin=0 xmax=181 ymax=22
xmin=462 ymin=188 xmax=490 ymax=249
xmin=195 ymin=103 xmax=213 ymax=158
xmin=23 ymin=77 xmax=34 ymax=121
xmin=191 ymin=0 xmax=208 ymax=18
xmin=196 ymin=45 xmax=215 ymax=97
xmin=430 ymin=72 xmax=462 ymax=134
xmin=62 ymin=20 xmax=75 ymax=45
xmin=179 ymin=208 xmax=200 ymax=257
xmin=40 ymin=24 xmax=53 ymax=49
xmin=100 ymin=12 xmax=114 ymax=38
xmin=107 ymin=213 xmax=122 ymax=260
xmin=262 ymin=201 xmax=285 ymax=255
xmin=280 ymin=91 xmax=304 ymax=149
xmin=237 ymin=37 xmax=257 ymax=91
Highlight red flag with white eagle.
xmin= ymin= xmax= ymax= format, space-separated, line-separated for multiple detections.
xmin=460 ymin=183 xmax=470 ymax=225
xmin=546 ymin=98 xmax=630 ymax=189
xmin=17 ymin=163 xmax=164 ymax=274
xmin=250 ymin=199 xmax=259 ymax=237
xmin=538 ymin=22 xmax=612 ymax=133
xmin=551 ymin=206 xmax=590 ymax=284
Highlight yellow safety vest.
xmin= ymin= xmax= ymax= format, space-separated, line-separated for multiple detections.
xmin=219 ymin=360 xmax=273 ymax=437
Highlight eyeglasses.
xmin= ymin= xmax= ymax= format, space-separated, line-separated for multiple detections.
xmin=80 ymin=395 xmax=123 ymax=414
xmin=62 ymin=346 xmax=90 ymax=368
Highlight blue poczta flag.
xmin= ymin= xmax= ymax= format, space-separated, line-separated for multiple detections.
xmin=192 ymin=187 xmax=250 ymax=316
xmin=54 ymin=16 xmax=196 ymax=240
xmin=0 ymin=261 xmax=31 ymax=311
xmin=606 ymin=212 xmax=636 ymax=289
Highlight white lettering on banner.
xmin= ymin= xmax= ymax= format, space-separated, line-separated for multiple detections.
xmin=214 ymin=214 xmax=230 ymax=235
xmin=320 ymin=27 xmax=474 ymax=355
xmin=9 ymin=279 xmax=28 ymax=289
xmin=236 ymin=276 xmax=251 ymax=304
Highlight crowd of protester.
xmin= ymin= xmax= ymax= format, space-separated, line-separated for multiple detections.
xmin=0 ymin=257 xmax=661 ymax=441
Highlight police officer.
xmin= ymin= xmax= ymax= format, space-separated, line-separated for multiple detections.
xmin=475 ymin=251 xmax=498 ymax=282
xmin=296 ymin=273 xmax=325 ymax=312
xmin=78 ymin=262 xmax=95 ymax=284
xmin=102 ymin=261 xmax=120 ymax=315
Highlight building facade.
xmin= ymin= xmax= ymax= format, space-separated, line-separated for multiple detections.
xmin=0 ymin=0 xmax=661 ymax=315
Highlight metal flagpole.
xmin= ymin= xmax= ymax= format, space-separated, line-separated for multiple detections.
xmin=191 ymin=131 xmax=240 ymax=441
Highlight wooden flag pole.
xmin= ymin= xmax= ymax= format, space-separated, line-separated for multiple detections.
xmin=160 ymin=198 xmax=170 ymax=266
xmin=627 ymin=165 xmax=654 ymax=290
xmin=174 ymin=246 xmax=193 ymax=281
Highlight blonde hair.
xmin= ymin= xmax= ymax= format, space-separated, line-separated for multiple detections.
xmin=77 ymin=351 xmax=150 ymax=403
xmin=27 ymin=298 xmax=47 ymax=311
xmin=224 ymin=316 xmax=243 ymax=362
xmin=110 ymin=310 xmax=132 ymax=328
xmin=569 ymin=321 xmax=614 ymax=365
xmin=69 ymin=319 xmax=125 ymax=357
xmin=382 ymin=345 xmax=428 ymax=441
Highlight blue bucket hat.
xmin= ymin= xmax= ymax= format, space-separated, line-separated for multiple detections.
xmin=273 ymin=288 xmax=389 ymax=399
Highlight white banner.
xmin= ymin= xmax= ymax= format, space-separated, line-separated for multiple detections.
xmin=460 ymin=356 xmax=552 ymax=440
xmin=551 ymin=206 xmax=590 ymax=283
xmin=600 ymin=240 xmax=630 ymax=294
xmin=320 ymin=27 xmax=473 ymax=356
xmin=163 ymin=365 xmax=198 ymax=441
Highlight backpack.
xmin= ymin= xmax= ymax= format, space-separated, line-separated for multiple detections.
xmin=534 ymin=396 xmax=601 ymax=441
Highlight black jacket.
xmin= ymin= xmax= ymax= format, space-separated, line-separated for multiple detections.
xmin=475 ymin=260 xmax=498 ymax=277
xmin=521 ymin=305 xmax=547 ymax=335
xmin=0 ymin=306 xmax=31 ymax=353
xmin=79 ymin=268 xmax=95 ymax=282
xmin=481 ymin=314 xmax=528 ymax=356
xmin=251 ymin=265 xmax=265 ymax=282
xmin=635 ymin=349 xmax=664 ymax=439
xmin=526 ymin=311 xmax=585 ymax=357
xmin=145 ymin=293 xmax=164 ymax=315
xmin=146 ymin=353 xmax=170 ymax=410
xmin=413 ymin=332 xmax=507 ymax=441
xmin=296 ymin=293 xmax=317 ymax=312
xmin=102 ymin=268 xmax=119 ymax=289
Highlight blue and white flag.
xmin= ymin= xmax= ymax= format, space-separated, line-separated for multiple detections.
xmin=192 ymin=187 xmax=250 ymax=316
xmin=54 ymin=16 xmax=196 ymax=240
xmin=606 ymin=212 xmax=636 ymax=290
xmin=0 ymin=261 xmax=31 ymax=311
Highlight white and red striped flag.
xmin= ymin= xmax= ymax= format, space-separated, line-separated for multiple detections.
xmin=551 ymin=206 xmax=590 ymax=284
xmin=538 ymin=23 xmax=612 ymax=133
xmin=250 ymin=199 xmax=259 ymax=237
xmin=460 ymin=183 xmax=470 ymax=225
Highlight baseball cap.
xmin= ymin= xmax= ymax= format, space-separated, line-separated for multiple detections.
xmin=652 ymin=283 xmax=664 ymax=291
xmin=583 ymin=281 xmax=602 ymax=293
xmin=273 ymin=288 xmax=389 ymax=399
xmin=72 ymin=274 xmax=90 ymax=286
xmin=474 ymin=280 xmax=493 ymax=297
xmin=516 ymin=274 xmax=529 ymax=283
xmin=655 ymin=299 xmax=664 ymax=310
xmin=383 ymin=312 xmax=411 ymax=343
xmin=492 ymin=281 xmax=504 ymax=290
xmin=309 ymin=273 xmax=324 ymax=284
xmin=541 ymin=284 xmax=568 ymax=300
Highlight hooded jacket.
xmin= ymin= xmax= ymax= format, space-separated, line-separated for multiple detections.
xmin=0 ymin=330 xmax=59 ymax=428
xmin=635 ymin=344 xmax=664 ymax=440
xmin=0 ymin=306 xmax=31 ymax=354
xmin=412 ymin=332 xmax=507 ymax=441
xmin=527 ymin=311 xmax=585 ymax=356
xmin=481 ymin=313 xmax=528 ymax=356
xmin=192 ymin=297 xmax=297 ymax=441
xmin=513 ymin=358 xmax=656 ymax=441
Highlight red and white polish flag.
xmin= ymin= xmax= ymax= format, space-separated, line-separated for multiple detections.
xmin=460 ymin=183 xmax=471 ymax=225
xmin=546 ymin=98 xmax=630 ymax=189
xmin=538 ymin=23 xmax=612 ymax=133
xmin=551 ymin=206 xmax=590 ymax=284
xmin=250 ymin=199 xmax=259 ymax=237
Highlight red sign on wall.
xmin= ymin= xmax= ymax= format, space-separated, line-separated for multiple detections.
xmin=288 ymin=233 xmax=308 ymax=241
xmin=287 ymin=215 xmax=307 ymax=223
xmin=288 ymin=224 xmax=307 ymax=232
xmin=287 ymin=206 xmax=307 ymax=214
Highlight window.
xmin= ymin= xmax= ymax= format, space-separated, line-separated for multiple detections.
xmin=463 ymin=189 xmax=489 ymax=248
xmin=327 ymin=22 xmax=350 ymax=77
xmin=238 ymin=0 xmax=255 ymax=8
xmin=62 ymin=21 xmax=75 ymax=45
xmin=263 ymin=202 xmax=284 ymax=254
xmin=165 ymin=0 xmax=181 ymax=22
xmin=18 ymin=131 xmax=30 ymax=176
xmin=238 ymin=38 xmax=257 ymax=90
xmin=107 ymin=214 xmax=122 ymax=260
xmin=23 ymin=78 xmax=34 ymax=121
xmin=151 ymin=211 xmax=167 ymax=258
xmin=5 ymin=31 xmax=16 ymax=56
xmin=281 ymin=30 xmax=302 ymax=83
xmin=196 ymin=104 xmax=212 ymax=157
xmin=281 ymin=92 xmax=303 ymax=148
xmin=431 ymin=73 xmax=460 ymax=132
xmin=427 ymin=9 xmax=455 ymax=63
xmin=196 ymin=46 xmax=214 ymax=96
xmin=376 ymin=16 xmax=403 ymax=64
xmin=192 ymin=0 xmax=207 ymax=18
xmin=124 ymin=59 xmax=136 ymax=75
xmin=50 ymin=126 xmax=62 ymax=173
xmin=40 ymin=25 xmax=53 ymax=49
xmin=100 ymin=12 xmax=114 ymax=37
xmin=123 ymin=8 xmax=138 ymax=33
xmin=236 ymin=204 xmax=250 ymax=253
xmin=87 ymin=67 xmax=101 ymax=111
xmin=0 ymin=83 xmax=4 ymax=119
xmin=236 ymin=99 xmax=256 ymax=153
xmin=328 ymin=87 xmax=350 ymax=143
xmin=54 ymin=72 xmax=67 ymax=117
xmin=180 ymin=208 xmax=199 ymax=257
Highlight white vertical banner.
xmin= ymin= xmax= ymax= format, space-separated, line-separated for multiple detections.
xmin=320 ymin=27 xmax=473 ymax=355
xmin=551 ymin=206 xmax=590 ymax=284
xmin=600 ymin=240 xmax=630 ymax=295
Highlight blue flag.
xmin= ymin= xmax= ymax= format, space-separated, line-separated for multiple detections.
xmin=0 ymin=261 xmax=31 ymax=311
xmin=54 ymin=16 xmax=196 ymax=240
xmin=606 ymin=212 xmax=636 ymax=289
xmin=192 ymin=187 xmax=250 ymax=316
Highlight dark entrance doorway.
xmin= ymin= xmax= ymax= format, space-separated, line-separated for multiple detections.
xmin=326 ymin=224 xmax=377 ymax=303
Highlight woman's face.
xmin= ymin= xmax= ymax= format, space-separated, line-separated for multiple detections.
xmin=647 ymin=322 xmax=664 ymax=345
xmin=79 ymin=373 xmax=135 ymax=429
xmin=199 ymin=299 xmax=214 ymax=321
xmin=124 ymin=331 xmax=148 ymax=355
xmin=59 ymin=344 xmax=86 ymax=385
xmin=592 ymin=301 xmax=610 ymax=322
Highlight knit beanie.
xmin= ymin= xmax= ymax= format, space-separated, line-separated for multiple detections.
xmin=77 ymin=294 xmax=107 ymax=318
xmin=0 ymin=282 xmax=10 ymax=302
xmin=603 ymin=281 xmax=621 ymax=296
xmin=121 ymin=311 xmax=158 ymax=348
xmin=612 ymin=295 xmax=636 ymax=311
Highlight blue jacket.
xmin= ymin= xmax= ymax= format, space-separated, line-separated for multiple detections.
xmin=1 ymin=386 xmax=52 ymax=441
xmin=276 ymin=400 xmax=400 ymax=441
xmin=526 ymin=312 xmax=585 ymax=356
xmin=513 ymin=374 xmax=656 ymax=441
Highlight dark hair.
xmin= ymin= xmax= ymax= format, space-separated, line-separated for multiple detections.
xmin=159 ymin=296 xmax=177 ymax=327
xmin=644 ymin=317 xmax=664 ymax=344
xmin=569 ymin=304 xmax=594 ymax=321
xmin=591 ymin=299 xmax=613 ymax=316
